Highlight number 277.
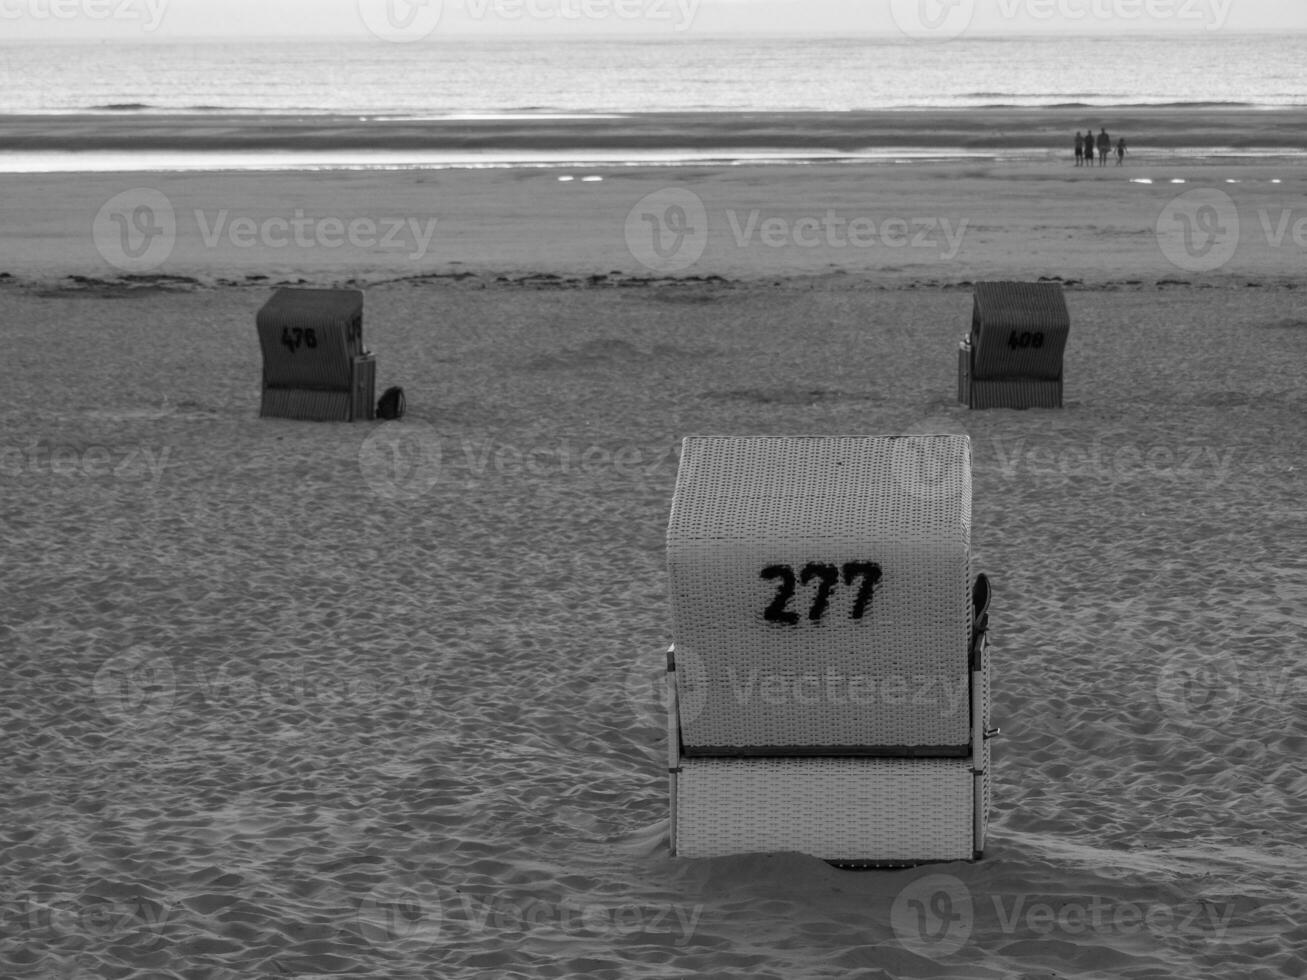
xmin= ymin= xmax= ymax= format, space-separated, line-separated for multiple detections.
xmin=761 ymin=561 xmax=882 ymax=625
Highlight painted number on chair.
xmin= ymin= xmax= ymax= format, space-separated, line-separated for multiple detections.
xmin=760 ymin=561 xmax=882 ymax=625
xmin=1007 ymin=330 xmax=1044 ymax=351
xmin=281 ymin=327 xmax=319 ymax=353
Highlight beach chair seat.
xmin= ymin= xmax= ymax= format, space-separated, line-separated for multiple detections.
xmin=256 ymin=287 xmax=375 ymax=421
xmin=959 ymin=281 xmax=1070 ymax=409
xmin=665 ymin=435 xmax=991 ymax=866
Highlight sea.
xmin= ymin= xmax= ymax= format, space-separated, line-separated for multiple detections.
xmin=0 ymin=31 xmax=1303 ymax=170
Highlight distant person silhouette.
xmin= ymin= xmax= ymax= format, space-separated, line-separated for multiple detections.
xmin=1097 ymin=128 xmax=1111 ymax=167
xmin=1116 ymin=137 xmax=1127 ymax=166
xmin=1084 ymin=125 xmax=1096 ymax=165
xmin=1075 ymin=131 xmax=1084 ymax=166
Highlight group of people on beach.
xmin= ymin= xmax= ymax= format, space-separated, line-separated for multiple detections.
xmin=1076 ymin=128 xmax=1126 ymax=167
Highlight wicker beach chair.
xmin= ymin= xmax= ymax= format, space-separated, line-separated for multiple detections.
xmin=256 ymin=288 xmax=376 ymax=421
xmin=665 ymin=435 xmax=993 ymax=866
xmin=958 ymin=281 xmax=1070 ymax=409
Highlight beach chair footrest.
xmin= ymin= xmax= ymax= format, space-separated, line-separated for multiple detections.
xmin=674 ymin=756 xmax=983 ymax=865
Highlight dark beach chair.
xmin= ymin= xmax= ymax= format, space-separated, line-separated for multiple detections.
xmin=664 ymin=435 xmax=994 ymax=866
xmin=256 ymin=288 xmax=376 ymax=421
xmin=958 ymin=281 xmax=1070 ymax=409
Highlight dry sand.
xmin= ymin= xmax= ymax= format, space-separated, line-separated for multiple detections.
xmin=0 ymin=160 xmax=1305 ymax=979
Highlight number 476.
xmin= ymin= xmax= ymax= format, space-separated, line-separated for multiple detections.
xmin=761 ymin=561 xmax=882 ymax=625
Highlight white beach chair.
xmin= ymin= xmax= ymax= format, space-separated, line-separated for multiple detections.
xmin=959 ymin=281 xmax=1070 ymax=409
xmin=256 ymin=287 xmax=376 ymax=421
xmin=665 ymin=435 xmax=992 ymax=866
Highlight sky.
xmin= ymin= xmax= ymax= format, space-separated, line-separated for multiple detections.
xmin=0 ymin=0 xmax=1305 ymax=39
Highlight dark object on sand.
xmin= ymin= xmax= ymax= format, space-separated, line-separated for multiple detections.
xmin=256 ymin=287 xmax=376 ymax=421
xmin=376 ymin=386 xmax=406 ymax=420
xmin=958 ymin=281 xmax=1070 ymax=410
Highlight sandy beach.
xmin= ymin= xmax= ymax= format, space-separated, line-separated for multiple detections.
xmin=1 ymin=150 xmax=1305 ymax=979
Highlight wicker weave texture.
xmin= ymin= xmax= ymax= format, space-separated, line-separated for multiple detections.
xmin=971 ymin=281 xmax=1069 ymax=381
xmin=969 ymin=377 xmax=1062 ymax=410
xmin=257 ymin=288 xmax=364 ymax=390
xmin=675 ymin=757 xmax=976 ymax=862
xmin=957 ymin=343 xmax=971 ymax=405
xmin=352 ymin=354 xmax=377 ymax=422
xmin=667 ymin=436 xmax=972 ymax=751
xmin=259 ymin=387 xmax=352 ymax=422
